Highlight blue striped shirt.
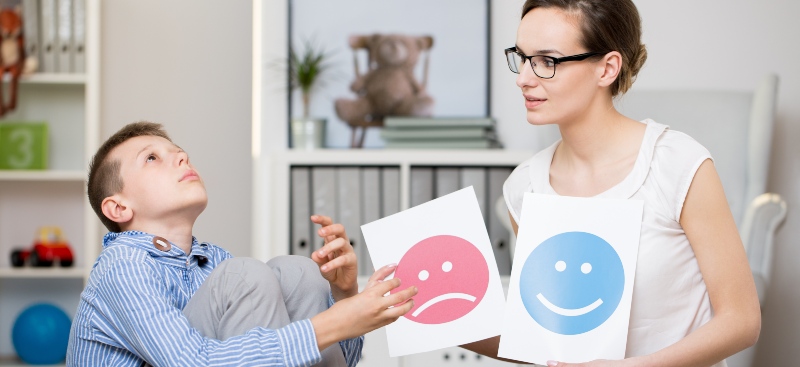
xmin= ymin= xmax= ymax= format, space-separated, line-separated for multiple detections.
xmin=67 ymin=231 xmax=363 ymax=366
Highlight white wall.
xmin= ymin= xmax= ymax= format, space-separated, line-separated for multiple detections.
xmin=101 ymin=0 xmax=799 ymax=364
xmin=100 ymin=0 xmax=253 ymax=256
xmin=491 ymin=1 xmax=800 ymax=365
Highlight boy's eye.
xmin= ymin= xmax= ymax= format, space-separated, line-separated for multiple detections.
xmin=146 ymin=154 xmax=157 ymax=162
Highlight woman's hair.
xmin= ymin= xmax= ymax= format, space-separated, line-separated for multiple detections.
xmin=521 ymin=0 xmax=647 ymax=96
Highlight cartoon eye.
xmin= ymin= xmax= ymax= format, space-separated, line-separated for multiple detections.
xmin=442 ymin=261 xmax=453 ymax=272
xmin=419 ymin=270 xmax=429 ymax=281
xmin=581 ymin=263 xmax=592 ymax=274
xmin=555 ymin=260 xmax=566 ymax=272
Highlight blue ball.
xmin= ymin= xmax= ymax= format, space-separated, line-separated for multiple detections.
xmin=12 ymin=303 xmax=71 ymax=365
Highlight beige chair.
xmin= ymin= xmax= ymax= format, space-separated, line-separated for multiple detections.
xmin=616 ymin=73 xmax=787 ymax=367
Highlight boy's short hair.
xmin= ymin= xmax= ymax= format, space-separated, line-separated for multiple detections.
xmin=88 ymin=121 xmax=172 ymax=232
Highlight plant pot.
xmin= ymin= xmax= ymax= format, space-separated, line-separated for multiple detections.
xmin=291 ymin=117 xmax=326 ymax=150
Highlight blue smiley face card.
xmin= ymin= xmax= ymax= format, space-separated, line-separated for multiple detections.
xmin=498 ymin=193 xmax=643 ymax=364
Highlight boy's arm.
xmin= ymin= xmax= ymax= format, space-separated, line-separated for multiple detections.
xmin=324 ymin=292 xmax=364 ymax=366
xmin=309 ymin=215 xmax=363 ymax=366
xmin=311 ymin=264 xmax=416 ymax=349
xmin=95 ymin=258 xmax=324 ymax=367
xmin=308 ymin=215 xmax=417 ymax=366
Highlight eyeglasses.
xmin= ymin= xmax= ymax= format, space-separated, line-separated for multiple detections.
xmin=505 ymin=47 xmax=605 ymax=79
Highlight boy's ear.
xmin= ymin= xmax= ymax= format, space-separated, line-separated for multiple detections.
xmin=101 ymin=195 xmax=133 ymax=226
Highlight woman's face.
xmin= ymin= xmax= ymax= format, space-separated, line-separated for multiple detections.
xmin=515 ymin=7 xmax=603 ymax=126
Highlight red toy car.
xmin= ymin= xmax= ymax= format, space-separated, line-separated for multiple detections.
xmin=10 ymin=227 xmax=74 ymax=267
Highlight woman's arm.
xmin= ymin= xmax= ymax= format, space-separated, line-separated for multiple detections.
xmin=633 ymin=159 xmax=761 ymax=366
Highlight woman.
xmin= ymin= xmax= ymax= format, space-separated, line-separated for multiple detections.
xmin=462 ymin=1 xmax=761 ymax=366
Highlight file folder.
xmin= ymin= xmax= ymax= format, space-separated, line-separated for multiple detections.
xmin=488 ymin=167 xmax=513 ymax=275
xmin=311 ymin=166 xmax=337 ymax=251
xmin=290 ymin=166 xmax=313 ymax=257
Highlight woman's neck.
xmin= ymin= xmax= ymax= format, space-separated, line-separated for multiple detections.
xmin=547 ymin=97 xmax=646 ymax=197
xmin=555 ymin=98 xmax=636 ymax=170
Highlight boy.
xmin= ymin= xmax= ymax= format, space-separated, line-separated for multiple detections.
xmin=67 ymin=121 xmax=416 ymax=366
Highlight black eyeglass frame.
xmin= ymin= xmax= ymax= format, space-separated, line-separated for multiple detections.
xmin=504 ymin=47 xmax=606 ymax=79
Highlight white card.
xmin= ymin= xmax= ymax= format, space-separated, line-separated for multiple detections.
xmin=361 ymin=186 xmax=506 ymax=357
xmin=498 ymin=193 xmax=643 ymax=364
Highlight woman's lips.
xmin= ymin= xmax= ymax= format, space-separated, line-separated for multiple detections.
xmin=524 ymin=95 xmax=546 ymax=109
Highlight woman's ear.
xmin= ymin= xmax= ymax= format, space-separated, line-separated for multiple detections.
xmin=101 ymin=195 xmax=132 ymax=226
xmin=597 ymin=51 xmax=622 ymax=88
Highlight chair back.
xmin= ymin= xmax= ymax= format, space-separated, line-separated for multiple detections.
xmin=615 ymin=74 xmax=778 ymax=229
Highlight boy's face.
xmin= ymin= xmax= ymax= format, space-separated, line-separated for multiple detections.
xmin=109 ymin=135 xmax=207 ymax=227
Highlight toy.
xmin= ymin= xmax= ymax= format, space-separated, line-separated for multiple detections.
xmin=335 ymin=34 xmax=434 ymax=148
xmin=12 ymin=303 xmax=71 ymax=364
xmin=10 ymin=226 xmax=74 ymax=267
xmin=0 ymin=6 xmax=36 ymax=118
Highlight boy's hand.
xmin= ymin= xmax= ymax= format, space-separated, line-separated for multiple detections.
xmin=310 ymin=215 xmax=358 ymax=301
xmin=311 ymin=264 xmax=417 ymax=351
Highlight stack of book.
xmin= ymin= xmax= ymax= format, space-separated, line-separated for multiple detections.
xmin=380 ymin=117 xmax=501 ymax=149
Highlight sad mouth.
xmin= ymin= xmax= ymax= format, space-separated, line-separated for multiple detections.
xmin=412 ymin=293 xmax=476 ymax=317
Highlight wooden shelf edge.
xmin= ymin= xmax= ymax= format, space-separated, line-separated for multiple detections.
xmin=0 ymin=267 xmax=87 ymax=279
xmin=0 ymin=360 xmax=65 ymax=367
xmin=0 ymin=170 xmax=86 ymax=182
xmin=12 ymin=73 xmax=87 ymax=85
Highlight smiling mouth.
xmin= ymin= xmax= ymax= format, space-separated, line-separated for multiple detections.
xmin=412 ymin=293 xmax=476 ymax=317
xmin=537 ymin=293 xmax=603 ymax=316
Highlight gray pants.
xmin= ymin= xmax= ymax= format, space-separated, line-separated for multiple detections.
xmin=182 ymin=256 xmax=347 ymax=367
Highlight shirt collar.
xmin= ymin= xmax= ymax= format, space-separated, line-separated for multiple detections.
xmin=103 ymin=231 xmax=210 ymax=263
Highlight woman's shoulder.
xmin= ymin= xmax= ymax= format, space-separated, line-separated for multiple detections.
xmin=506 ymin=143 xmax=556 ymax=192
xmin=645 ymin=121 xmax=714 ymax=221
xmin=651 ymin=124 xmax=712 ymax=167
xmin=503 ymin=142 xmax=559 ymax=223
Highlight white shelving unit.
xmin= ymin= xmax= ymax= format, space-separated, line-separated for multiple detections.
xmin=252 ymin=2 xmax=531 ymax=364
xmin=0 ymin=0 xmax=100 ymax=363
xmin=255 ymin=149 xmax=532 ymax=367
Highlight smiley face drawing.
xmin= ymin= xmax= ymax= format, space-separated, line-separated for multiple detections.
xmin=390 ymin=235 xmax=489 ymax=324
xmin=519 ymin=231 xmax=624 ymax=335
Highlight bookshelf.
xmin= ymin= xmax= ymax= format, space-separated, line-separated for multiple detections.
xmin=256 ymin=149 xmax=532 ymax=367
xmin=253 ymin=2 xmax=529 ymax=364
xmin=0 ymin=0 xmax=100 ymax=363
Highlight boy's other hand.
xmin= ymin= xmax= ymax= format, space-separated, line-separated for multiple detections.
xmin=311 ymin=264 xmax=416 ymax=351
xmin=310 ymin=214 xmax=358 ymax=301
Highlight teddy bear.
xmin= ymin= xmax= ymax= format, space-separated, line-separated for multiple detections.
xmin=335 ymin=34 xmax=434 ymax=148
xmin=0 ymin=6 xmax=37 ymax=117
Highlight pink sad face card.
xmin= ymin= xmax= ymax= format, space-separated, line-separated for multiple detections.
xmin=361 ymin=187 xmax=505 ymax=357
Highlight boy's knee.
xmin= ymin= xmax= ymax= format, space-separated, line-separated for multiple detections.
xmin=215 ymin=258 xmax=282 ymax=296
xmin=267 ymin=255 xmax=329 ymax=297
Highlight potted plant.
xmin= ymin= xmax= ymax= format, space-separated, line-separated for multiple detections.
xmin=290 ymin=39 xmax=333 ymax=149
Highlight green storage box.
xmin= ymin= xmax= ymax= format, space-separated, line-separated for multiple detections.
xmin=0 ymin=122 xmax=49 ymax=170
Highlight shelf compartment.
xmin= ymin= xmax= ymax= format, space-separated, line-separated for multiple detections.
xmin=0 ymin=181 xmax=86 ymax=270
xmin=0 ymin=277 xmax=82 ymax=358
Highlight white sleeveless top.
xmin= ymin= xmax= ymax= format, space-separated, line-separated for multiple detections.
xmin=503 ymin=119 xmax=725 ymax=366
